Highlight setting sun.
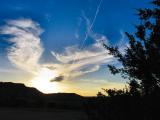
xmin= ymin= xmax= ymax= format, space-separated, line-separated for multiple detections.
xmin=30 ymin=68 xmax=60 ymax=93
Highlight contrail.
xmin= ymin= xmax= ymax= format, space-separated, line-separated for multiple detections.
xmin=71 ymin=0 xmax=103 ymax=67
xmin=88 ymin=0 xmax=103 ymax=33
xmin=80 ymin=0 xmax=103 ymax=50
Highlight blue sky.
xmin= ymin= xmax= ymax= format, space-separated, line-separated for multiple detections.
xmin=0 ymin=0 xmax=151 ymax=96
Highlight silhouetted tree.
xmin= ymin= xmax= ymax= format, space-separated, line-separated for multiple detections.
xmin=129 ymin=80 xmax=141 ymax=96
xmin=103 ymin=0 xmax=160 ymax=95
xmin=97 ymin=92 xmax=105 ymax=97
xmin=101 ymin=88 xmax=128 ymax=97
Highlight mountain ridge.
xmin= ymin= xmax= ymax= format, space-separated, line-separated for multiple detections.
xmin=0 ymin=82 xmax=84 ymax=109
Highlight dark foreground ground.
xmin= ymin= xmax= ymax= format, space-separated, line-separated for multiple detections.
xmin=1 ymin=82 xmax=160 ymax=120
xmin=0 ymin=108 xmax=88 ymax=120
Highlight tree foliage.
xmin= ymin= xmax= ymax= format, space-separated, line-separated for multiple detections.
xmin=103 ymin=0 xmax=160 ymax=95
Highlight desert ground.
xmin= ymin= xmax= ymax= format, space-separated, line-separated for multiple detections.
xmin=0 ymin=108 xmax=88 ymax=120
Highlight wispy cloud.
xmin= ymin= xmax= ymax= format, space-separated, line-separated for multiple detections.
xmin=0 ymin=19 xmax=44 ymax=74
xmin=62 ymin=6 xmax=110 ymax=81
xmin=50 ymin=6 xmax=113 ymax=81
xmin=45 ymin=0 xmax=112 ymax=82
xmin=50 ymin=42 xmax=113 ymax=81
xmin=0 ymin=18 xmax=125 ymax=84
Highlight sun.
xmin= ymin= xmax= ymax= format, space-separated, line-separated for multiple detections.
xmin=30 ymin=68 xmax=60 ymax=93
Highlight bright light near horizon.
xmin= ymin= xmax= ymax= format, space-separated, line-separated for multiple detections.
xmin=30 ymin=68 xmax=60 ymax=93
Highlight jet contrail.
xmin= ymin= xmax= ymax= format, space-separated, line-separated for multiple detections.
xmin=88 ymin=0 xmax=103 ymax=33
xmin=69 ymin=0 xmax=103 ymax=78
xmin=80 ymin=0 xmax=103 ymax=50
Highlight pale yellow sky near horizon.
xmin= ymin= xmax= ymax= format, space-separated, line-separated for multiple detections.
xmin=0 ymin=65 xmax=126 ymax=96
xmin=1 ymin=73 xmax=126 ymax=96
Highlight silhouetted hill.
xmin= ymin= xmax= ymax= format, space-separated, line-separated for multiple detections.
xmin=0 ymin=82 xmax=42 ymax=97
xmin=44 ymin=93 xmax=84 ymax=109
xmin=0 ymin=82 xmax=84 ymax=109
xmin=0 ymin=82 xmax=43 ymax=107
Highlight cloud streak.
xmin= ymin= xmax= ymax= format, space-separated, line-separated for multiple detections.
xmin=0 ymin=19 xmax=44 ymax=74
xmin=50 ymin=42 xmax=113 ymax=81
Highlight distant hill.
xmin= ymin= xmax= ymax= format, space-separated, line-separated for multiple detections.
xmin=0 ymin=82 xmax=84 ymax=109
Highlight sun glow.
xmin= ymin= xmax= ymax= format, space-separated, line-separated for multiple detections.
xmin=31 ymin=68 xmax=60 ymax=93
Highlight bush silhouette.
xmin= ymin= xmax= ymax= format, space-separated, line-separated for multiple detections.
xmin=103 ymin=0 xmax=160 ymax=95
xmin=85 ymin=1 xmax=160 ymax=120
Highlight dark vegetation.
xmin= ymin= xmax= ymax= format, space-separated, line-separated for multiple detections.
xmin=85 ymin=0 xmax=160 ymax=120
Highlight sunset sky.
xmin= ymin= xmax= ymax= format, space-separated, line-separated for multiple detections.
xmin=0 ymin=0 xmax=150 ymax=96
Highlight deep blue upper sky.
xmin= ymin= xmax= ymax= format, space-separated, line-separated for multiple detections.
xmin=0 ymin=0 xmax=151 ymax=51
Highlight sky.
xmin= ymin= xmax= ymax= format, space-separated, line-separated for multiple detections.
xmin=0 ymin=0 xmax=151 ymax=96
